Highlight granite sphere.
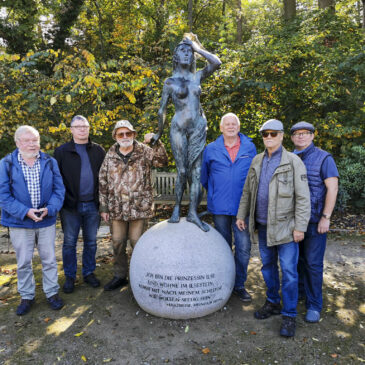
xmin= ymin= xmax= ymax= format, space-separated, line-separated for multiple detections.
xmin=129 ymin=218 xmax=235 ymax=319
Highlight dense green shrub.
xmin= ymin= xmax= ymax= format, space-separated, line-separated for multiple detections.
xmin=336 ymin=145 xmax=365 ymax=211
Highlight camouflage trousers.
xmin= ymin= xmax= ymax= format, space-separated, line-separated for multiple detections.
xmin=110 ymin=219 xmax=146 ymax=278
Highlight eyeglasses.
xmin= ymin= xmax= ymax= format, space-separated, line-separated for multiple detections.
xmin=116 ymin=131 xmax=134 ymax=138
xmin=292 ymin=131 xmax=312 ymax=137
xmin=262 ymin=131 xmax=280 ymax=138
xmin=71 ymin=125 xmax=89 ymax=130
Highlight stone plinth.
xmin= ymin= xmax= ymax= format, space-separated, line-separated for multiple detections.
xmin=129 ymin=218 xmax=235 ymax=319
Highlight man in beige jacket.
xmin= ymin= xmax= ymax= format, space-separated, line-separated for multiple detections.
xmin=236 ymin=119 xmax=310 ymax=338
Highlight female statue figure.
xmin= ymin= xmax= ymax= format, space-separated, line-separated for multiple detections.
xmin=151 ymin=35 xmax=221 ymax=231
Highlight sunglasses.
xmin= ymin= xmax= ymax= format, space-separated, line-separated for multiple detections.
xmin=116 ymin=131 xmax=134 ymax=138
xmin=262 ymin=131 xmax=280 ymax=138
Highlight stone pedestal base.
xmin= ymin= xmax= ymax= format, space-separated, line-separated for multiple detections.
xmin=129 ymin=218 xmax=235 ymax=319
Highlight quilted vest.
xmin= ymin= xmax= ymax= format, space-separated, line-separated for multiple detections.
xmin=298 ymin=143 xmax=330 ymax=223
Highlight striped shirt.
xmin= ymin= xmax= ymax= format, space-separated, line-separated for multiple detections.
xmin=18 ymin=152 xmax=41 ymax=208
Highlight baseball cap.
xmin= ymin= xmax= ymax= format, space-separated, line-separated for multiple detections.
xmin=112 ymin=120 xmax=136 ymax=139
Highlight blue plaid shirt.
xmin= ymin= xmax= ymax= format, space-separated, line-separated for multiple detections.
xmin=18 ymin=152 xmax=41 ymax=209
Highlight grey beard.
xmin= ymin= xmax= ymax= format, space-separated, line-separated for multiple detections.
xmin=19 ymin=150 xmax=39 ymax=159
xmin=118 ymin=139 xmax=133 ymax=148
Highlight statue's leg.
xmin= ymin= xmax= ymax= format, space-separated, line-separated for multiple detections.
xmin=169 ymin=129 xmax=188 ymax=224
xmin=186 ymin=153 xmax=210 ymax=232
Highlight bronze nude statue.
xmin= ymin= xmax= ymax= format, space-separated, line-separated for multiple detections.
xmin=151 ymin=35 xmax=221 ymax=232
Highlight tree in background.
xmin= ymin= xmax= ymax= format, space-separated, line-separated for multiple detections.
xmin=0 ymin=0 xmax=364 ymax=208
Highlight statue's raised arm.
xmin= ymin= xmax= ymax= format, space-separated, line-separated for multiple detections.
xmin=153 ymin=34 xmax=221 ymax=232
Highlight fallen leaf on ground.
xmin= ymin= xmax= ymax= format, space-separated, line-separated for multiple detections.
xmin=81 ymin=355 xmax=87 ymax=362
xmin=74 ymin=332 xmax=84 ymax=337
xmin=184 ymin=325 xmax=189 ymax=333
xmin=331 ymin=354 xmax=338 ymax=358
xmin=103 ymin=358 xmax=112 ymax=363
xmin=44 ymin=318 xmax=51 ymax=323
xmin=250 ymin=331 xmax=257 ymax=335
xmin=312 ymin=337 xmax=319 ymax=342
xmin=202 ymin=348 xmax=210 ymax=354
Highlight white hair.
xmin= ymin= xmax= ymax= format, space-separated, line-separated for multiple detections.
xmin=14 ymin=125 xmax=40 ymax=142
xmin=220 ymin=113 xmax=240 ymax=126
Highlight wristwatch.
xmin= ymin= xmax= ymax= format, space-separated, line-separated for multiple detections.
xmin=322 ymin=213 xmax=331 ymax=219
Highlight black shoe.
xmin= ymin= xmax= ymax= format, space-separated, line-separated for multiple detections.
xmin=233 ymin=288 xmax=252 ymax=302
xmin=280 ymin=316 xmax=296 ymax=337
xmin=47 ymin=294 xmax=64 ymax=310
xmin=84 ymin=273 xmax=100 ymax=288
xmin=63 ymin=276 xmax=75 ymax=294
xmin=254 ymin=300 xmax=282 ymax=319
xmin=16 ymin=298 xmax=35 ymax=316
xmin=104 ymin=276 xmax=128 ymax=291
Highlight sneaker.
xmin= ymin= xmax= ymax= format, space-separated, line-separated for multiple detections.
xmin=63 ymin=276 xmax=75 ymax=294
xmin=305 ymin=309 xmax=320 ymax=323
xmin=254 ymin=300 xmax=282 ymax=319
xmin=104 ymin=276 xmax=128 ymax=291
xmin=280 ymin=316 xmax=296 ymax=337
xmin=84 ymin=273 xmax=100 ymax=288
xmin=233 ymin=288 xmax=252 ymax=302
xmin=16 ymin=298 xmax=35 ymax=316
xmin=47 ymin=294 xmax=64 ymax=310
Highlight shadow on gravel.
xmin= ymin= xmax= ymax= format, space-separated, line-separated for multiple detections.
xmin=0 ymin=224 xmax=364 ymax=365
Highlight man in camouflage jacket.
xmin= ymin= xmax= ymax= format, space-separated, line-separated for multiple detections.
xmin=99 ymin=120 xmax=168 ymax=291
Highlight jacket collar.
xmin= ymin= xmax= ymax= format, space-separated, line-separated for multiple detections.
xmin=216 ymin=132 xmax=252 ymax=161
xmin=66 ymin=138 xmax=93 ymax=152
xmin=252 ymin=146 xmax=291 ymax=176
xmin=109 ymin=140 xmax=144 ymax=161
xmin=294 ymin=142 xmax=315 ymax=159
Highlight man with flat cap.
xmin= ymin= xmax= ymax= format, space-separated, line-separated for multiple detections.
xmin=290 ymin=121 xmax=339 ymax=323
xmin=236 ymin=119 xmax=310 ymax=337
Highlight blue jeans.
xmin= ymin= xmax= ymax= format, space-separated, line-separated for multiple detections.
xmin=213 ymin=215 xmax=251 ymax=290
xmin=60 ymin=201 xmax=100 ymax=279
xmin=258 ymin=224 xmax=299 ymax=317
xmin=298 ymin=223 xmax=327 ymax=312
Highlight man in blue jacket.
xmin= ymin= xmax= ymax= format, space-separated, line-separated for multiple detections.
xmin=0 ymin=126 xmax=65 ymax=315
xmin=201 ymin=113 xmax=257 ymax=301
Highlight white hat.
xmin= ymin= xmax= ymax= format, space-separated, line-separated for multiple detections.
xmin=112 ymin=120 xmax=136 ymax=139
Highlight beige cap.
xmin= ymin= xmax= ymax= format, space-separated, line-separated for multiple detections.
xmin=112 ymin=120 xmax=136 ymax=139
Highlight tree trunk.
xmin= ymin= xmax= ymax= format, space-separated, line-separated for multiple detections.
xmin=362 ymin=0 xmax=365 ymax=28
xmin=222 ymin=0 xmax=227 ymax=31
xmin=236 ymin=0 xmax=243 ymax=44
xmin=188 ymin=0 xmax=193 ymax=32
xmin=283 ymin=0 xmax=296 ymax=20
xmin=318 ymin=0 xmax=335 ymax=10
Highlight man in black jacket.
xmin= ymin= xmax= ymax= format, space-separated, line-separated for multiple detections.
xmin=54 ymin=115 xmax=105 ymax=293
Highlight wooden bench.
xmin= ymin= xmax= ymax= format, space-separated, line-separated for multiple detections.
xmin=152 ymin=171 xmax=207 ymax=205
